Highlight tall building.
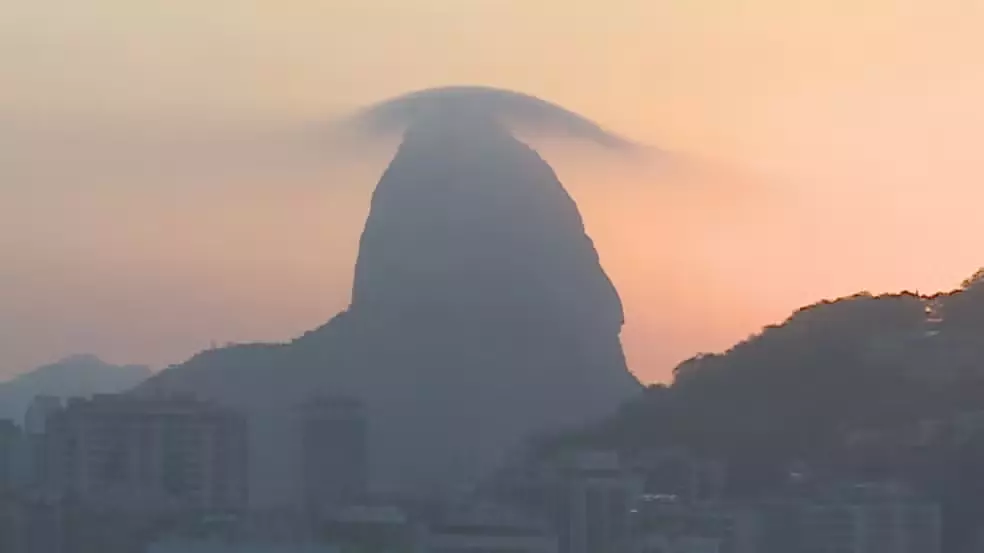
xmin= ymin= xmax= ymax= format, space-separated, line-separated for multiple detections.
xmin=296 ymin=397 xmax=368 ymax=514
xmin=0 ymin=420 xmax=34 ymax=494
xmin=0 ymin=497 xmax=27 ymax=553
xmin=22 ymin=396 xmax=64 ymax=490
xmin=0 ymin=420 xmax=21 ymax=493
xmin=44 ymin=394 xmax=248 ymax=511
xmin=24 ymin=396 xmax=63 ymax=436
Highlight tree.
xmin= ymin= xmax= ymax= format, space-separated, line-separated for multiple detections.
xmin=960 ymin=268 xmax=984 ymax=290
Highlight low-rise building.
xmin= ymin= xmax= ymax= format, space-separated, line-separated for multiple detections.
xmin=635 ymin=535 xmax=720 ymax=553
xmin=625 ymin=448 xmax=726 ymax=504
xmin=320 ymin=504 xmax=413 ymax=553
xmin=800 ymin=483 xmax=941 ymax=553
xmin=424 ymin=502 xmax=558 ymax=553
xmin=631 ymin=498 xmax=759 ymax=553
xmin=146 ymin=539 xmax=337 ymax=553
xmin=482 ymin=449 xmax=643 ymax=553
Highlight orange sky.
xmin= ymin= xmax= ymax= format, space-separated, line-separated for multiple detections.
xmin=3 ymin=0 xmax=984 ymax=382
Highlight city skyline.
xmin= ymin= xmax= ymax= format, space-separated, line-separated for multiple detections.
xmin=3 ymin=4 xmax=983 ymax=553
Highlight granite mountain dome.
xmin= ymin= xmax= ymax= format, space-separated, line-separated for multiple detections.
xmin=140 ymin=88 xmax=641 ymax=501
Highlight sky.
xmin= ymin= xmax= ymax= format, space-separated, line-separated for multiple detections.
xmin=3 ymin=0 xmax=984 ymax=382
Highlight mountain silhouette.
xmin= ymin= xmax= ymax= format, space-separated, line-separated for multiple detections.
xmin=544 ymin=271 xmax=984 ymax=552
xmin=140 ymin=88 xmax=641 ymax=501
xmin=0 ymin=354 xmax=150 ymax=423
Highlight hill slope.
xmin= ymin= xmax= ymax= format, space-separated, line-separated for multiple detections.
xmin=0 ymin=354 xmax=151 ymax=423
xmin=550 ymin=273 xmax=984 ymax=552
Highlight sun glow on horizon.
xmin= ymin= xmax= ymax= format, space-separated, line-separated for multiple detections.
xmin=3 ymin=0 xmax=984 ymax=382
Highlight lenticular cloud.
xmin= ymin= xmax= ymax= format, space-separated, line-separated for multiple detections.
xmin=338 ymin=85 xmax=639 ymax=152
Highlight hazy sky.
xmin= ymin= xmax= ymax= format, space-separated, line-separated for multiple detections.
xmin=3 ymin=0 xmax=984 ymax=382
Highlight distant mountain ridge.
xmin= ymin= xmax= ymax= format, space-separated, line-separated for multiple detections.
xmin=0 ymin=354 xmax=151 ymax=423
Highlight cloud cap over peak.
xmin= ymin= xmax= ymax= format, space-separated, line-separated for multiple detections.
xmin=343 ymin=85 xmax=638 ymax=151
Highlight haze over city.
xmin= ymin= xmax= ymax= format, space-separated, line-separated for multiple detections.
xmin=4 ymin=0 xmax=984 ymax=383
xmin=9 ymin=3 xmax=984 ymax=553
